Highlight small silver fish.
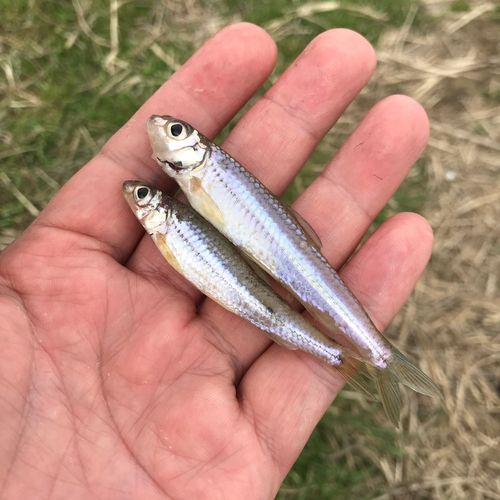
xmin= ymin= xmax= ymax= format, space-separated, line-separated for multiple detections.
xmin=123 ymin=181 xmax=375 ymax=400
xmin=147 ymin=115 xmax=444 ymax=425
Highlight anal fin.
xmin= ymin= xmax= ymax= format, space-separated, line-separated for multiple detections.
xmin=265 ymin=331 xmax=298 ymax=350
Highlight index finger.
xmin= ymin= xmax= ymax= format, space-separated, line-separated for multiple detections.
xmin=31 ymin=23 xmax=277 ymax=263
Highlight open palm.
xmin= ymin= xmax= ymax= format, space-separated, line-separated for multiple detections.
xmin=0 ymin=24 xmax=433 ymax=499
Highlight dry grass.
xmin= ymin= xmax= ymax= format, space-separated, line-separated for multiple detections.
xmin=336 ymin=1 xmax=500 ymax=498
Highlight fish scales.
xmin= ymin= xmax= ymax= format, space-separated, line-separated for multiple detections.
xmin=163 ymin=205 xmax=345 ymax=365
xmin=183 ymin=144 xmax=389 ymax=366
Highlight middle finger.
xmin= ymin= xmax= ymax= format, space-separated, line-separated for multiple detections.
xmin=222 ymin=29 xmax=376 ymax=194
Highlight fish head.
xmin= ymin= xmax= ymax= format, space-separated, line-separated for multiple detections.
xmin=122 ymin=180 xmax=168 ymax=234
xmin=147 ymin=115 xmax=211 ymax=178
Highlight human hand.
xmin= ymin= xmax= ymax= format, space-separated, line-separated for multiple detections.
xmin=0 ymin=23 xmax=433 ymax=499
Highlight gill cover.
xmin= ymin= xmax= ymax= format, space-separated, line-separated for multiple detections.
xmin=147 ymin=115 xmax=210 ymax=172
xmin=123 ymin=181 xmax=166 ymax=233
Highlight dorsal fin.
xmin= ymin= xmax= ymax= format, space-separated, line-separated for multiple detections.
xmin=288 ymin=206 xmax=323 ymax=248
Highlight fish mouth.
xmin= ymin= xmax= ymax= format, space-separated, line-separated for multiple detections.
xmin=157 ymin=158 xmax=183 ymax=171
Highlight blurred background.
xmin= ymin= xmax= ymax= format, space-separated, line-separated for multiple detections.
xmin=1 ymin=0 xmax=499 ymax=498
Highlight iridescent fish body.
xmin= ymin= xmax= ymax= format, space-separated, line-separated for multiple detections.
xmin=147 ymin=115 xmax=444 ymax=425
xmin=123 ymin=181 xmax=375 ymax=399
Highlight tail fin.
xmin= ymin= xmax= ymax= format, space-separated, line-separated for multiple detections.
xmin=333 ymin=348 xmax=443 ymax=426
xmin=335 ymin=356 xmax=379 ymax=402
xmin=360 ymin=363 xmax=401 ymax=426
xmin=335 ymin=356 xmax=402 ymax=427
xmin=374 ymin=369 xmax=401 ymax=426
xmin=369 ymin=346 xmax=443 ymax=425
xmin=390 ymin=348 xmax=444 ymax=401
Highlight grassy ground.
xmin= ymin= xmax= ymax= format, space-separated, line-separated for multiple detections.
xmin=2 ymin=1 xmax=499 ymax=499
xmin=0 ymin=0 xmax=427 ymax=229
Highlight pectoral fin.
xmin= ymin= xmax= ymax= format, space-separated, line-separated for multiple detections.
xmin=155 ymin=236 xmax=184 ymax=276
xmin=188 ymin=177 xmax=226 ymax=229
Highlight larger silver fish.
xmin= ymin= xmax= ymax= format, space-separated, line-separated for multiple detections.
xmin=147 ymin=115 xmax=444 ymax=424
xmin=123 ymin=181 xmax=376 ymax=402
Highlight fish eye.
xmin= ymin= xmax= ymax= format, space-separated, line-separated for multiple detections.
xmin=134 ymin=186 xmax=152 ymax=205
xmin=170 ymin=124 xmax=183 ymax=136
xmin=168 ymin=122 xmax=188 ymax=140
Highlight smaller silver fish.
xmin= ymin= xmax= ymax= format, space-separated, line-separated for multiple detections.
xmin=123 ymin=181 xmax=377 ymax=403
